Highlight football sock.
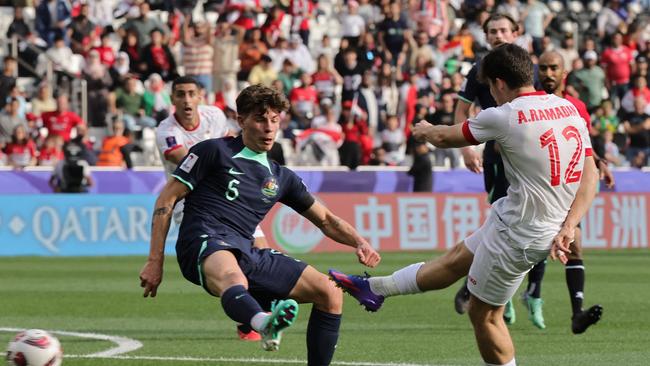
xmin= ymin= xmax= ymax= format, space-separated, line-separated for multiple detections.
xmin=237 ymin=323 xmax=253 ymax=334
xmin=306 ymin=308 xmax=341 ymax=366
xmin=526 ymin=260 xmax=546 ymax=298
xmin=220 ymin=285 xmax=267 ymax=332
xmin=565 ymin=259 xmax=585 ymax=315
xmin=368 ymin=262 xmax=423 ymax=297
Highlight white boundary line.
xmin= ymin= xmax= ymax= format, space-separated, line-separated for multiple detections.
xmin=2 ymin=327 xmax=452 ymax=366
xmin=65 ymin=354 xmax=449 ymax=366
xmin=0 ymin=327 xmax=143 ymax=357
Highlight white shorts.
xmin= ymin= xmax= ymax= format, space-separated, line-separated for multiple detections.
xmin=464 ymin=214 xmax=550 ymax=306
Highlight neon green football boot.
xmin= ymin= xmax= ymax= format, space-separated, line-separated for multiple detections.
xmin=526 ymin=297 xmax=546 ymax=329
xmin=503 ymin=299 xmax=516 ymax=325
xmin=260 ymin=299 xmax=299 ymax=351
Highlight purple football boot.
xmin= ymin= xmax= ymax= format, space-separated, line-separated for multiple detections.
xmin=328 ymin=269 xmax=385 ymax=312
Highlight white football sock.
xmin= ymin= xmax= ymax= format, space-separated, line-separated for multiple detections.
xmin=250 ymin=312 xmax=269 ymax=332
xmin=368 ymin=262 xmax=424 ymax=297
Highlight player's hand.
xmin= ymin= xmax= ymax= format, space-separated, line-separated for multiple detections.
xmin=598 ymin=160 xmax=615 ymax=188
xmin=356 ymin=242 xmax=381 ymax=268
xmin=140 ymin=259 xmax=163 ymax=298
xmin=461 ymin=147 xmax=483 ymax=173
xmin=550 ymin=226 xmax=574 ymax=265
xmin=412 ymin=120 xmax=433 ymax=142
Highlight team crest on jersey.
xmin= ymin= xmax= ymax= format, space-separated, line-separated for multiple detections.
xmin=261 ymin=176 xmax=279 ymax=199
xmin=165 ymin=136 xmax=177 ymax=148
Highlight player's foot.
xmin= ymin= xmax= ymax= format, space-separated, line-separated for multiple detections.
xmin=260 ymin=299 xmax=299 ymax=351
xmin=572 ymin=304 xmax=603 ymax=334
xmin=454 ymin=283 xmax=470 ymax=315
xmin=328 ymin=269 xmax=384 ymax=312
xmin=237 ymin=327 xmax=262 ymax=341
xmin=526 ymin=297 xmax=546 ymax=329
xmin=503 ymin=300 xmax=516 ymax=325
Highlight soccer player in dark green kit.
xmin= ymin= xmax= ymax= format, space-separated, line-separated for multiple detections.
xmin=140 ymin=84 xmax=380 ymax=365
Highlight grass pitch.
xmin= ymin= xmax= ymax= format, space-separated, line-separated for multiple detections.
xmin=1 ymin=250 xmax=649 ymax=366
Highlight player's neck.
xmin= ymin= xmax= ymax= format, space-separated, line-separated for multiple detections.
xmin=175 ymin=113 xmax=199 ymax=130
xmin=513 ymin=86 xmax=536 ymax=98
xmin=501 ymin=86 xmax=536 ymax=103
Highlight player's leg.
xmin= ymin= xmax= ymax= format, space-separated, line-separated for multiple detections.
xmin=465 ymin=224 xmax=546 ymax=366
xmin=523 ymin=260 xmax=546 ymax=329
xmin=202 ymin=249 xmax=298 ymax=350
xmin=468 ymin=296 xmax=515 ymax=365
xmin=289 ymin=266 xmax=343 ymax=366
xmin=329 ymin=241 xmax=474 ymax=311
xmin=455 ymin=157 xmax=510 ymax=315
xmin=566 ymin=227 xmax=603 ymax=334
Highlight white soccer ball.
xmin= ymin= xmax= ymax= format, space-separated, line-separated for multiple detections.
xmin=6 ymin=329 xmax=63 ymax=366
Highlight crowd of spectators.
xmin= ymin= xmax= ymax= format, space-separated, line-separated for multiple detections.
xmin=0 ymin=0 xmax=649 ymax=171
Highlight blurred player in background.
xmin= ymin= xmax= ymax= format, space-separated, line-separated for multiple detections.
xmin=155 ymin=76 xmax=268 ymax=340
xmin=142 ymin=84 xmax=380 ymax=364
xmin=538 ymin=50 xmax=613 ymax=333
xmin=330 ymin=44 xmax=599 ymax=366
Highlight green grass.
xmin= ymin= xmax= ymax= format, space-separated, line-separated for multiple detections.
xmin=1 ymin=250 xmax=649 ymax=365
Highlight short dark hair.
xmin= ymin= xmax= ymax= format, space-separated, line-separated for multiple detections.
xmin=172 ymin=76 xmax=201 ymax=92
xmin=236 ymin=84 xmax=290 ymax=118
xmin=482 ymin=13 xmax=518 ymax=34
xmin=478 ymin=43 xmax=533 ymax=89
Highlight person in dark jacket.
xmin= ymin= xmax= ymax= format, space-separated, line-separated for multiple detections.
xmin=408 ymin=141 xmax=432 ymax=192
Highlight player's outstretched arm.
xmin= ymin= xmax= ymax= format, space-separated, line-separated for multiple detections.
xmin=454 ymin=99 xmax=483 ymax=173
xmin=551 ymin=156 xmax=599 ymax=263
xmin=139 ymin=178 xmax=189 ymax=298
xmin=301 ymin=201 xmax=381 ymax=268
xmin=412 ymin=121 xmax=471 ymax=149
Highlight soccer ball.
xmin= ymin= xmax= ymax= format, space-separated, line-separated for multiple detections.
xmin=6 ymin=329 xmax=63 ymax=366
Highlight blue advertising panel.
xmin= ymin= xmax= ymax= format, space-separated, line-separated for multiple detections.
xmin=0 ymin=195 xmax=178 ymax=256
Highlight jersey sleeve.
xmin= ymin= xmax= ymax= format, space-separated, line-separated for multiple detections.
xmin=457 ymin=63 xmax=479 ymax=104
xmin=279 ymin=168 xmax=316 ymax=213
xmin=156 ymin=125 xmax=185 ymax=159
xmin=171 ymin=140 xmax=219 ymax=191
xmin=462 ymin=107 xmax=510 ymax=145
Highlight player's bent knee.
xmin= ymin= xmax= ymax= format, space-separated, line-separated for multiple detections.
xmin=443 ymin=242 xmax=473 ymax=277
xmin=314 ymin=275 xmax=343 ymax=313
xmin=468 ymin=297 xmax=501 ymax=326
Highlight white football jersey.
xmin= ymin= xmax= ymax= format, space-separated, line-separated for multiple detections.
xmin=156 ymin=105 xmax=230 ymax=224
xmin=156 ymin=105 xmax=230 ymax=176
xmin=462 ymin=91 xmax=593 ymax=249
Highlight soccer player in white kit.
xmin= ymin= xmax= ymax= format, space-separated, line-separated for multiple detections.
xmin=329 ymin=44 xmax=599 ymax=366
xmin=156 ymin=76 xmax=268 ymax=340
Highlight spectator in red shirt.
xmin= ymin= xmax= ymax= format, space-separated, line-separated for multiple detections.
xmin=41 ymin=94 xmax=85 ymax=142
xmin=142 ymin=28 xmax=178 ymax=82
xmin=261 ymin=6 xmax=285 ymax=46
xmin=38 ymin=134 xmax=65 ymax=167
xmin=338 ymin=100 xmax=369 ymax=169
xmin=4 ymin=124 xmax=36 ymax=169
xmin=601 ymin=32 xmax=635 ymax=104
xmin=289 ymin=73 xmax=319 ymax=129
xmin=119 ymin=30 xmax=145 ymax=77
xmin=92 ymin=31 xmax=117 ymax=67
